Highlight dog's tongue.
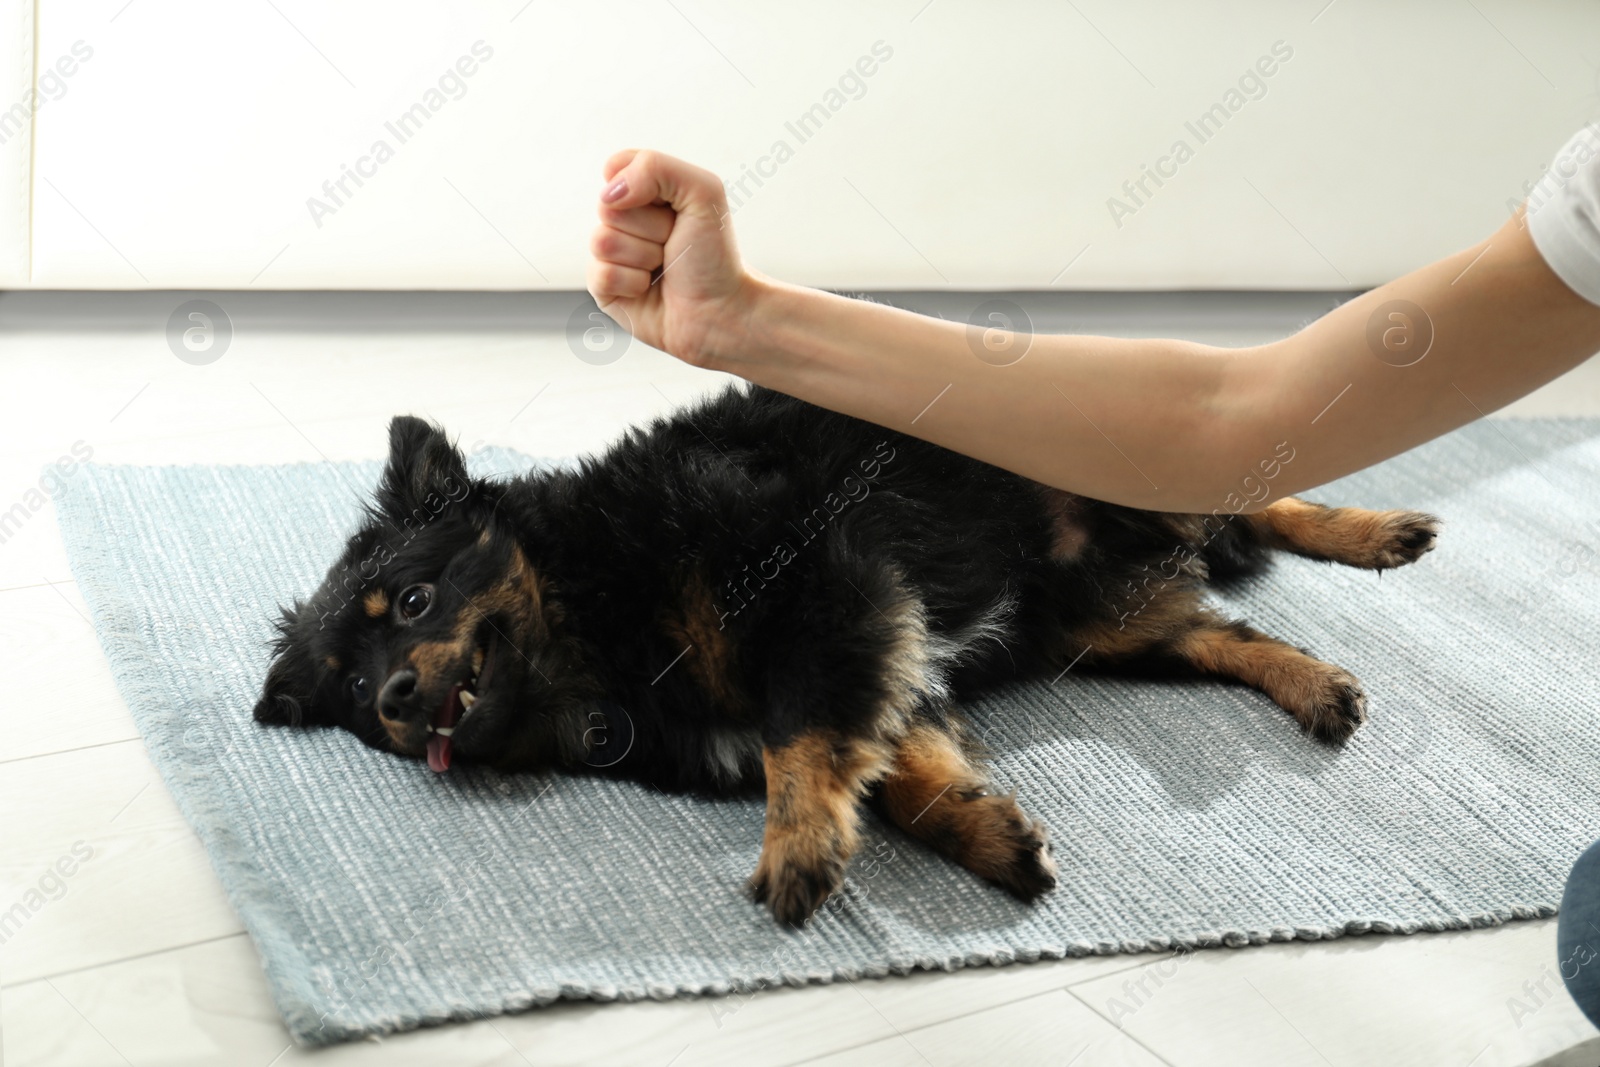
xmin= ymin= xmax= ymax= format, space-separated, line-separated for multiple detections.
xmin=426 ymin=684 xmax=462 ymax=774
xmin=426 ymin=733 xmax=452 ymax=773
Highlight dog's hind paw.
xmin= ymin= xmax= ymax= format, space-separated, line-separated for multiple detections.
xmin=939 ymin=793 xmax=1058 ymax=902
xmin=985 ymin=807 xmax=1058 ymax=901
xmin=1301 ymin=665 xmax=1368 ymax=743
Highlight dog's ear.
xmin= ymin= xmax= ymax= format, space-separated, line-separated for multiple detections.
xmin=377 ymin=415 xmax=469 ymax=519
xmin=253 ymin=603 xmax=322 ymax=728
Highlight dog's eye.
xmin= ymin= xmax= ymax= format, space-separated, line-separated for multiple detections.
xmin=397 ymin=583 xmax=434 ymax=621
xmin=348 ymin=676 xmax=371 ymax=706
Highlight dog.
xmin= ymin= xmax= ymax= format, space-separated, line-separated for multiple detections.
xmin=253 ymin=383 xmax=1439 ymax=924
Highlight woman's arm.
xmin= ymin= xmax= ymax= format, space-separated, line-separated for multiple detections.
xmin=589 ymin=151 xmax=1600 ymax=513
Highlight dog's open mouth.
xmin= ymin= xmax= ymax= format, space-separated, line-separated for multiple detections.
xmin=424 ymin=631 xmax=497 ymax=773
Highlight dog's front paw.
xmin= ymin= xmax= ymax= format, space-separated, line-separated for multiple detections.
xmin=1369 ymin=510 xmax=1441 ymax=571
xmin=746 ymin=836 xmax=847 ymax=926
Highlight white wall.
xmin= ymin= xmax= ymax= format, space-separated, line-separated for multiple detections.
xmin=0 ymin=0 xmax=33 ymax=287
xmin=10 ymin=0 xmax=1600 ymax=289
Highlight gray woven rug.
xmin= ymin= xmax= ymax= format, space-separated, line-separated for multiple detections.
xmin=53 ymin=420 xmax=1600 ymax=1046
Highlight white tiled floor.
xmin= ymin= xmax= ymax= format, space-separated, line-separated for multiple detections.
xmin=2 ymin=291 xmax=1598 ymax=1067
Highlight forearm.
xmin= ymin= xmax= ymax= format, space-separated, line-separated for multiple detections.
xmin=706 ymin=277 xmax=1270 ymax=511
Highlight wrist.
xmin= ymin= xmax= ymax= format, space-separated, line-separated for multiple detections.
xmin=694 ymin=270 xmax=791 ymax=375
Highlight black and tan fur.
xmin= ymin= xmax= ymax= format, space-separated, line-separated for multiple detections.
xmin=254 ymin=384 xmax=1439 ymax=924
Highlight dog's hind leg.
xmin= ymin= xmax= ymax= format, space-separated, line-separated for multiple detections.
xmin=1243 ymin=497 xmax=1439 ymax=572
xmin=1070 ymin=586 xmax=1368 ymax=742
xmin=1163 ymin=614 xmax=1367 ymax=741
xmin=876 ymin=722 xmax=1056 ymax=900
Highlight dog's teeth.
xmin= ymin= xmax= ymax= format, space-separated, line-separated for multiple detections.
xmin=434 ymin=726 xmax=454 ymax=738
xmin=459 ymin=690 xmax=477 ymax=709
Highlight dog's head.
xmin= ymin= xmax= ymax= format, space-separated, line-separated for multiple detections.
xmin=253 ymin=416 xmax=568 ymax=773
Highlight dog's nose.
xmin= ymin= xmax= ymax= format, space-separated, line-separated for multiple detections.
xmin=378 ymin=669 xmax=421 ymax=721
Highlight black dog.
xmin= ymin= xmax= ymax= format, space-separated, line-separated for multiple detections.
xmin=255 ymin=384 xmax=1438 ymax=923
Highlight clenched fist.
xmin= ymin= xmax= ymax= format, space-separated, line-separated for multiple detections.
xmin=586 ymin=149 xmax=760 ymax=367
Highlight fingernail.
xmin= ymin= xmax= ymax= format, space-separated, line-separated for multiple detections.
xmin=601 ymin=178 xmax=628 ymax=204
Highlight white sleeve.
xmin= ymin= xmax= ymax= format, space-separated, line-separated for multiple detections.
xmin=1526 ymin=123 xmax=1600 ymax=306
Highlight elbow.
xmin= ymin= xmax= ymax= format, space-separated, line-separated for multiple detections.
xmin=1185 ymin=344 xmax=1299 ymax=515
